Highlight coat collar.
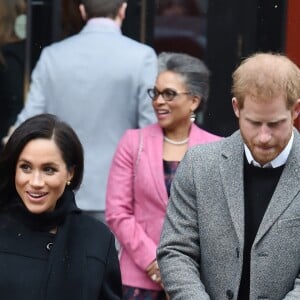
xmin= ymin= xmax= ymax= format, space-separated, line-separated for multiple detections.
xmin=144 ymin=123 xmax=211 ymax=206
xmin=254 ymin=129 xmax=300 ymax=245
xmin=219 ymin=131 xmax=245 ymax=245
xmin=143 ymin=124 xmax=167 ymax=207
xmin=80 ymin=18 xmax=121 ymax=35
xmin=219 ymin=129 xmax=300 ymax=247
xmin=146 ymin=123 xmax=217 ymax=144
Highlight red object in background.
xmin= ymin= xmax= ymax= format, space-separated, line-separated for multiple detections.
xmin=286 ymin=0 xmax=300 ymax=129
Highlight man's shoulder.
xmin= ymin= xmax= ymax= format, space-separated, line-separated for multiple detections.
xmin=190 ymin=132 xmax=229 ymax=151
xmin=120 ymin=34 xmax=153 ymax=49
xmin=45 ymin=32 xmax=81 ymax=49
xmin=188 ymin=130 xmax=242 ymax=156
xmin=42 ymin=30 xmax=155 ymax=61
xmin=111 ymin=35 xmax=156 ymax=61
xmin=37 ymin=34 xmax=79 ymax=60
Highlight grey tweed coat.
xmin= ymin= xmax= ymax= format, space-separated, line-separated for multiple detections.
xmin=157 ymin=129 xmax=300 ymax=300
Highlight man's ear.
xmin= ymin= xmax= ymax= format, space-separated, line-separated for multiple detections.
xmin=232 ymin=97 xmax=240 ymax=118
xmin=79 ymin=4 xmax=87 ymax=21
xmin=292 ymin=99 xmax=300 ymax=121
xmin=117 ymin=2 xmax=127 ymax=22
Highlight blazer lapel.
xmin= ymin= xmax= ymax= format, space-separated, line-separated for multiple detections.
xmin=254 ymin=132 xmax=300 ymax=245
xmin=219 ymin=131 xmax=245 ymax=246
xmin=145 ymin=126 xmax=169 ymax=206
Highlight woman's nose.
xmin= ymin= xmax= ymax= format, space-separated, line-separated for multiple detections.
xmin=29 ymin=172 xmax=44 ymax=187
xmin=155 ymin=94 xmax=166 ymax=104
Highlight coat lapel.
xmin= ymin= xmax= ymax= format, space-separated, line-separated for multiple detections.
xmin=219 ymin=131 xmax=245 ymax=246
xmin=145 ymin=126 xmax=169 ymax=206
xmin=80 ymin=20 xmax=121 ymax=36
xmin=254 ymin=131 xmax=300 ymax=245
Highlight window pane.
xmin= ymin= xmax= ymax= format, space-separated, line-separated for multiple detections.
xmin=153 ymin=0 xmax=208 ymax=59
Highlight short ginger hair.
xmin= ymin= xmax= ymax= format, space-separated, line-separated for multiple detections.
xmin=232 ymin=53 xmax=300 ymax=109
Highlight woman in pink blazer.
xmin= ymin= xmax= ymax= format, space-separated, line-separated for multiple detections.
xmin=106 ymin=52 xmax=221 ymax=300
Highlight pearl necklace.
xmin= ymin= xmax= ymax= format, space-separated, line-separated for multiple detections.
xmin=163 ymin=136 xmax=189 ymax=145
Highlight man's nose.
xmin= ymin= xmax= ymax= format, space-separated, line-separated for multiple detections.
xmin=258 ymin=125 xmax=272 ymax=143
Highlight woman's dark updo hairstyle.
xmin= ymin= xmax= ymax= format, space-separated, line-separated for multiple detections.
xmin=0 ymin=113 xmax=84 ymax=204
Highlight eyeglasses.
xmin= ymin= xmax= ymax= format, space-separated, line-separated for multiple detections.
xmin=147 ymin=88 xmax=191 ymax=102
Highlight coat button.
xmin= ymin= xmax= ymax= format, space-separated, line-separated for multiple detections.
xmin=226 ymin=289 xmax=234 ymax=299
xmin=258 ymin=252 xmax=268 ymax=257
xmin=46 ymin=242 xmax=53 ymax=251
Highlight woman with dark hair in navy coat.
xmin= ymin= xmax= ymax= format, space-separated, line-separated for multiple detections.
xmin=0 ymin=113 xmax=122 ymax=300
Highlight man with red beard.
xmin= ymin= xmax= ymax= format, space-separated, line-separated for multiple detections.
xmin=157 ymin=53 xmax=300 ymax=300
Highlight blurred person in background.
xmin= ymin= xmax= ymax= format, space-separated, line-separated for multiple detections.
xmin=106 ymin=52 xmax=221 ymax=300
xmin=0 ymin=0 xmax=27 ymax=147
xmin=4 ymin=0 xmax=157 ymax=221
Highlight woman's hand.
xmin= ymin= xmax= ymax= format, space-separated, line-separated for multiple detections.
xmin=146 ymin=259 xmax=163 ymax=287
xmin=146 ymin=260 xmax=170 ymax=299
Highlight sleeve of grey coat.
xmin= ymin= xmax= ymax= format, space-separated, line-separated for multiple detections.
xmin=136 ymin=47 xmax=157 ymax=128
xmin=283 ymin=276 xmax=300 ymax=299
xmin=157 ymin=148 xmax=210 ymax=300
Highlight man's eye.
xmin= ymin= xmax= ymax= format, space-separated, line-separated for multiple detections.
xmin=249 ymin=121 xmax=260 ymax=126
xmin=268 ymin=122 xmax=281 ymax=128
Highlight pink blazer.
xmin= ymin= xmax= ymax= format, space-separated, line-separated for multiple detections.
xmin=105 ymin=123 xmax=221 ymax=290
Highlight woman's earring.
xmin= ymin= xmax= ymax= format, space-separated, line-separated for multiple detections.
xmin=66 ymin=180 xmax=71 ymax=186
xmin=190 ymin=111 xmax=196 ymax=122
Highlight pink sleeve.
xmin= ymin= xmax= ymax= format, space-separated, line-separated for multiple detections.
xmin=105 ymin=129 xmax=157 ymax=271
